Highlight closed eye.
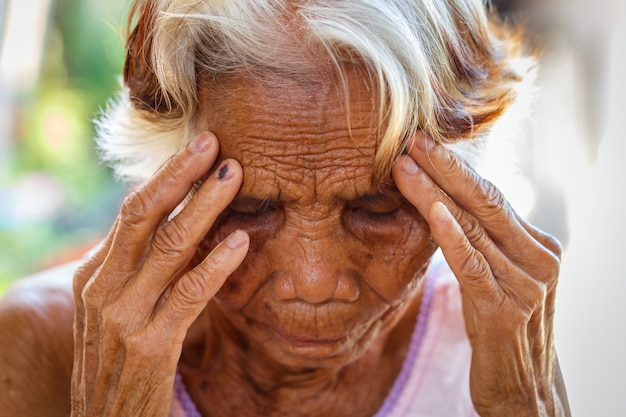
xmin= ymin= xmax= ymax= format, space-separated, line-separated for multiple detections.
xmin=341 ymin=192 xmax=407 ymax=240
xmin=346 ymin=193 xmax=402 ymax=216
xmin=229 ymin=197 xmax=280 ymax=216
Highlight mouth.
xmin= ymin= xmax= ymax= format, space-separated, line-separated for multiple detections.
xmin=250 ymin=320 xmax=357 ymax=361
xmin=270 ymin=326 xmax=347 ymax=348
xmin=240 ymin=307 xmax=387 ymax=362
xmin=234 ymin=294 xmax=398 ymax=362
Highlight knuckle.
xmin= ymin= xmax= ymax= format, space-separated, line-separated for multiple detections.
xmin=525 ymin=240 xmax=561 ymax=284
xmin=120 ymin=191 xmax=153 ymax=226
xmin=175 ymin=270 xmax=206 ymax=305
xmin=460 ymin=250 xmax=490 ymax=282
xmin=474 ymin=178 xmax=508 ymax=219
xmin=101 ymin=304 xmax=128 ymax=332
xmin=100 ymin=306 xmax=130 ymax=346
xmin=509 ymin=279 xmax=546 ymax=320
xmin=80 ymin=278 xmax=104 ymax=307
xmin=439 ymin=150 xmax=465 ymax=177
xmin=162 ymin=152 xmax=190 ymax=178
xmin=122 ymin=331 xmax=152 ymax=357
xmin=446 ymin=203 xmax=464 ymax=220
xmin=151 ymin=222 xmax=189 ymax=259
xmin=102 ymin=303 xmax=148 ymax=349
xmin=538 ymin=251 xmax=561 ymax=285
xmin=460 ymin=215 xmax=485 ymax=246
xmin=542 ymin=245 xmax=561 ymax=270
xmin=154 ymin=154 xmax=192 ymax=192
xmin=542 ymin=233 xmax=563 ymax=260
xmin=445 ymin=204 xmax=486 ymax=245
xmin=73 ymin=264 xmax=94 ymax=301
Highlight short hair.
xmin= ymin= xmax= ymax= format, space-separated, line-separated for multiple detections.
xmin=96 ymin=0 xmax=534 ymax=183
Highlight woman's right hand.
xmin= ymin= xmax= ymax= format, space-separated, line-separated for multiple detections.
xmin=70 ymin=132 xmax=249 ymax=417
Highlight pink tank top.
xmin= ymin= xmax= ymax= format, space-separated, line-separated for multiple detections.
xmin=170 ymin=251 xmax=478 ymax=416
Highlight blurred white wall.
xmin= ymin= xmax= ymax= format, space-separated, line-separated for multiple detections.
xmin=555 ymin=18 xmax=626 ymax=417
xmin=525 ymin=1 xmax=626 ymax=415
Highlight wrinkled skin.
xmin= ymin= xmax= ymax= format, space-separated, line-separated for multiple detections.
xmin=191 ymin=71 xmax=437 ymax=371
xmin=394 ymin=138 xmax=570 ymax=416
xmin=0 ymin=67 xmax=570 ymax=416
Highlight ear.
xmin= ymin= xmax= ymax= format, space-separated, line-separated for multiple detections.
xmin=123 ymin=0 xmax=176 ymax=114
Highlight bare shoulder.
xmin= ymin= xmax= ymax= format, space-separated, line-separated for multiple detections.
xmin=0 ymin=261 xmax=80 ymax=417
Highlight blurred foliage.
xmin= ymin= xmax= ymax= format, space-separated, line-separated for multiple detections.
xmin=0 ymin=0 xmax=130 ymax=292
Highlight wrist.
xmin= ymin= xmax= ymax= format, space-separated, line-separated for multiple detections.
xmin=475 ymin=390 xmax=568 ymax=417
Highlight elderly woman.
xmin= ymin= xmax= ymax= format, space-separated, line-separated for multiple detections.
xmin=0 ymin=0 xmax=570 ymax=416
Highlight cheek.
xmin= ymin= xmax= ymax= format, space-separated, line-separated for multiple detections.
xmin=349 ymin=208 xmax=437 ymax=302
xmin=195 ymin=210 xmax=282 ymax=308
xmin=198 ymin=205 xmax=436 ymax=309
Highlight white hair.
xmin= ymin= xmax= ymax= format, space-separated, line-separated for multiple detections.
xmin=96 ymin=0 xmax=534 ymax=183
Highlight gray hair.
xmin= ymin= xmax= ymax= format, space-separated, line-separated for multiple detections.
xmin=96 ymin=0 xmax=534 ymax=183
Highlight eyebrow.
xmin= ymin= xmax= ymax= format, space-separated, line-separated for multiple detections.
xmin=229 ymin=187 xmax=403 ymax=208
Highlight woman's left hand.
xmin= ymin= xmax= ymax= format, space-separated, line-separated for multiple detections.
xmin=393 ymin=133 xmax=571 ymax=417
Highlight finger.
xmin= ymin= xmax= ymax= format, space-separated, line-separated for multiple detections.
xmin=128 ymin=159 xmax=243 ymax=305
xmin=393 ymin=154 xmax=548 ymax=301
xmin=106 ymin=131 xmax=219 ymax=277
xmin=428 ymin=202 xmax=513 ymax=310
xmin=430 ymin=202 xmax=546 ymax=329
xmin=154 ymin=230 xmax=250 ymax=342
xmin=393 ymin=154 xmax=493 ymax=254
xmin=403 ymin=133 xmax=551 ymax=266
xmin=516 ymin=213 xmax=563 ymax=260
xmin=71 ymin=129 xmax=217 ymax=408
xmin=432 ymin=202 xmax=548 ymax=336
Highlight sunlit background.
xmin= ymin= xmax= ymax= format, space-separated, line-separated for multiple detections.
xmin=0 ymin=0 xmax=127 ymax=291
xmin=1 ymin=0 xmax=625 ymax=415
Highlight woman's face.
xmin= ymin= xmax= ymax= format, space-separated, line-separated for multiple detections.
xmin=195 ymin=68 xmax=437 ymax=368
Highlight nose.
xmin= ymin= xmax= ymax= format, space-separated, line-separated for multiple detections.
xmin=269 ymin=233 xmax=360 ymax=304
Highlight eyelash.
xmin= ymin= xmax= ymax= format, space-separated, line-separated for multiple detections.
xmin=229 ymin=199 xmax=279 ymax=216
xmin=227 ymin=199 xmax=402 ymax=227
xmin=347 ymin=205 xmax=400 ymax=221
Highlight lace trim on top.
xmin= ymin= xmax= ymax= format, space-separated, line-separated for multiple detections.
xmin=174 ymin=371 xmax=202 ymax=417
xmin=372 ymin=266 xmax=437 ymax=417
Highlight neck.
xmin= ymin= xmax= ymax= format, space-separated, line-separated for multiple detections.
xmin=178 ymin=289 xmax=424 ymax=417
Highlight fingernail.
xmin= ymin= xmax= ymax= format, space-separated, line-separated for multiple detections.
xmin=417 ymin=134 xmax=435 ymax=152
xmin=225 ymin=230 xmax=249 ymax=249
xmin=217 ymin=161 xmax=235 ymax=181
xmin=401 ymin=157 xmax=419 ymax=176
xmin=189 ymin=132 xmax=213 ymax=154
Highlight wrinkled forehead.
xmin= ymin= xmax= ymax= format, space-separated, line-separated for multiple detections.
xmin=196 ymin=69 xmax=387 ymax=201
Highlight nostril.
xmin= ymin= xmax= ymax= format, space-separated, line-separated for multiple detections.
xmin=270 ymin=271 xmax=298 ymax=301
xmin=269 ymin=269 xmax=360 ymax=304
xmin=335 ymin=269 xmax=361 ymax=302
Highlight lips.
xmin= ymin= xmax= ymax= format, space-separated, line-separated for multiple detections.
xmin=270 ymin=326 xmax=347 ymax=348
xmin=239 ymin=298 xmax=392 ymax=354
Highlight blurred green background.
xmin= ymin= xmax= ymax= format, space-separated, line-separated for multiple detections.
xmin=0 ymin=0 xmax=129 ymax=293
